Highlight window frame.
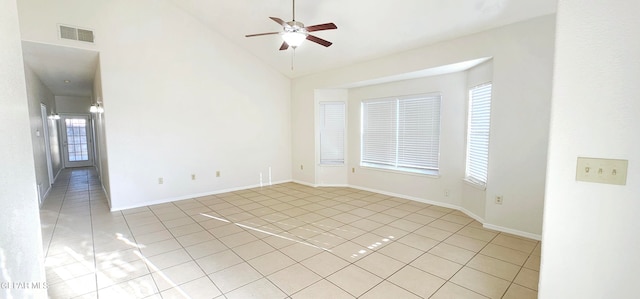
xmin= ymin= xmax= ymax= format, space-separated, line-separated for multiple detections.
xmin=465 ymin=82 xmax=493 ymax=187
xmin=319 ymin=101 xmax=346 ymax=165
xmin=360 ymin=93 xmax=442 ymax=176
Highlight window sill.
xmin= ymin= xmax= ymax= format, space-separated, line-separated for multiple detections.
xmin=360 ymin=165 xmax=440 ymax=179
xmin=318 ymin=163 xmax=345 ymax=167
xmin=463 ymin=178 xmax=487 ymax=191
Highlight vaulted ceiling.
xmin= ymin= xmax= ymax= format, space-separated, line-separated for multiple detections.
xmin=21 ymin=0 xmax=557 ymax=97
xmin=168 ymin=0 xmax=557 ymax=77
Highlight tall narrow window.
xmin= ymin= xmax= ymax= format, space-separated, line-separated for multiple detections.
xmin=319 ymin=102 xmax=345 ymax=165
xmin=362 ymin=93 xmax=441 ymax=174
xmin=466 ymin=83 xmax=492 ymax=185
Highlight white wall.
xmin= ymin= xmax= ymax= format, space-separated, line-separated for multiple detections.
xmin=539 ymin=1 xmax=640 ymax=298
xmin=92 ymin=60 xmax=111 ymax=202
xmin=293 ymin=15 xmax=555 ymax=238
xmin=55 ymin=96 xmax=91 ymax=114
xmin=23 ymin=64 xmax=59 ymax=201
xmin=18 ymin=0 xmax=292 ymax=210
xmin=0 ymin=0 xmax=46 ymax=297
xmin=348 ymin=73 xmax=467 ymax=207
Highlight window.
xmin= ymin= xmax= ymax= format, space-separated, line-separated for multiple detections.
xmin=319 ymin=102 xmax=345 ymax=165
xmin=361 ymin=94 xmax=441 ymax=174
xmin=466 ymin=83 xmax=492 ymax=186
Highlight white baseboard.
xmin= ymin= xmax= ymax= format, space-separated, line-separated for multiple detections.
xmin=102 ymin=184 xmax=112 ymax=210
xmin=53 ymin=168 xmax=62 ymax=183
xmin=458 ymin=207 xmax=485 ymax=224
xmin=292 ymin=180 xmax=317 ymax=188
xmin=107 ymin=178 xmax=542 ymax=241
xmin=40 ymin=184 xmax=51 ymax=207
xmin=110 ymin=180 xmax=292 ymax=212
xmin=347 ymin=184 xmax=461 ymax=211
xmin=41 ymin=168 xmax=63 ymax=206
xmin=483 ymin=223 xmax=542 ymax=241
xmin=316 ymin=183 xmax=349 ymax=188
xmin=322 ymin=183 xmax=540 ymax=241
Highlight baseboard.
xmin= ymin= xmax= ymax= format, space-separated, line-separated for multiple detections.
xmin=483 ymin=223 xmax=542 ymax=241
xmin=458 ymin=207 xmax=485 ymax=224
xmin=110 ymin=180 xmax=292 ymax=212
xmin=316 ymin=183 xmax=350 ymax=188
xmin=107 ymin=178 xmax=542 ymax=241
xmin=102 ymin=184 xmax=112 ymax=210
xmin=40 ymin=184 xmax=51 ymax=207
xmin=292 ymin=180 xmax=318 ymax=188
xmin=53 ymin=168 xmax=62 ymax=183
xmin=347 ymin=184 xmax=461 ymax=211
xmin=323 ymin=183 xmax=540 ymax=241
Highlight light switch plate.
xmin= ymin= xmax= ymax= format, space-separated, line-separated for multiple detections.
xmin=576 ymin=157 xmax=628 ymax=185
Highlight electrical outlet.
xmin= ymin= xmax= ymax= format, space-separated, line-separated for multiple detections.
xmin=444 ymin=189 xmax=450 ymax=197
xmin=191 ymin=174 xmax=196 ymax=180
xmin=300 ymin=165 xmax=304 ymax=170
xmin=495 ymin=195 xmax=503 ymax=205
xmin=216 ymin=171 xmax=220 ymax=177
xmin=158 ymin=177 xmax=163 ymax=184
xmin=352 ymin=167 xmax=355 ymax=173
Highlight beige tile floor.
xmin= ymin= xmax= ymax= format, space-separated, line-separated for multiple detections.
xmin=41 ymin=168 xmax=540 ymax=298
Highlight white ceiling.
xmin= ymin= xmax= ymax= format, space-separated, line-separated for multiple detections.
xmin=21 ymin=0 xmax=556 ymax=97
xmin=168 ymin=0 xmax=557 ymax=78
xmin=22 ymin=41 xmax=98 ymax=97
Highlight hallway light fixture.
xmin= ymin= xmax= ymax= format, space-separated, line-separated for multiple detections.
xmin=89 ymin=103 xmax=104 ymax=114
xmin=48 ymin=113 xmax=60 ymax=120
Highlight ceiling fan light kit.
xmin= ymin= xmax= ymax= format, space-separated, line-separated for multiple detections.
xmin=281 ymin=22 xmax=307 ymax=48
xmin=245 ymin=0 xmax=337 ymax=52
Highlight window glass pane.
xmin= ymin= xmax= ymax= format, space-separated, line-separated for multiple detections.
xmin=362 ymin=94 xmax=441 ymax=174
xmin=466 ymin=83 xmax=492 ymax=185
xmin=320 ymin=102 xmax=345 ymax=164
xmin=362 ymin=100 xmax=397 ymax=166
xmin=65 ymin=118 xmax=89 ymax=162
xmin=398 ymin=96 xmax=441 ymax=170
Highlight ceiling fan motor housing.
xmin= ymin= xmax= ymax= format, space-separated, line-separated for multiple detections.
xmin=285 ymin=21 xmax=307 ymax=34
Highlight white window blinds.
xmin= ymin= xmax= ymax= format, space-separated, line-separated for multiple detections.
xmin=466 ymin=83 xmax=492 ymax=185
xmin=319 ymin=102 xmax=345 ymax=165
xmin=362 ymin=94 xmax=441 ymax=174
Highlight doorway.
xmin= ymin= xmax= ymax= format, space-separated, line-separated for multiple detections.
xmin=61 ymin=115 xmax=94 ymax=168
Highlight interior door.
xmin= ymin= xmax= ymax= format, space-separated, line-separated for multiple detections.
xmin=61 ymin=115 xmax=94 ymax=168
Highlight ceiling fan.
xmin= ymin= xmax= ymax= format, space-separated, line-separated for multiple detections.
xmin=245 ymin=0 xmax=338 ymax=51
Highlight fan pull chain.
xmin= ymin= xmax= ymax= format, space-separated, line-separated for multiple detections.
xmin=291 ymin=48 xmax=296 ymax=70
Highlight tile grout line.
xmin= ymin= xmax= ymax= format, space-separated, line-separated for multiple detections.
xmin=51 ymin=173 xmax=540 ymax=299
xmin=354 ymin=208 xmax=482 ymax=298
xmin=428 ymin=219 xmax=502 ymax=299
xmin=85 ymin=170 xmax=101 ymax=298
xmin=42 ymin=172 xmax=71 ymax=260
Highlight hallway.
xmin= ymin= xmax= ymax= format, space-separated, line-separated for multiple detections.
xmin=40 ymin=168 xmax=540 ymax=298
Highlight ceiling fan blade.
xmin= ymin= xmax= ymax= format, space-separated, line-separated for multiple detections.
xmin=305 ymin=23 xmax=337 ymax=32
xmin=279 ymin=42 xmax=289 ymax=51
xmin=306 ymin=35 xmax=333 ymax=47
xmin=245 ymin=32 xmax=280 ymax=37
xmin=269 ymin=17 xmax=287 ymax=26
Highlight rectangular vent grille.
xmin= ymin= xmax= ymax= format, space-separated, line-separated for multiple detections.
xmin=59 ymin=25 xmax=77 ymax=40
xmin=59 ymin=25 xmax=94 ymax=43
xmin=77 ymin=29 xmax=94 ymax=43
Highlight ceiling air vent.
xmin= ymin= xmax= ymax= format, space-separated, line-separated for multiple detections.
xmin=59 ymin=25 xmax=94 ymax=43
